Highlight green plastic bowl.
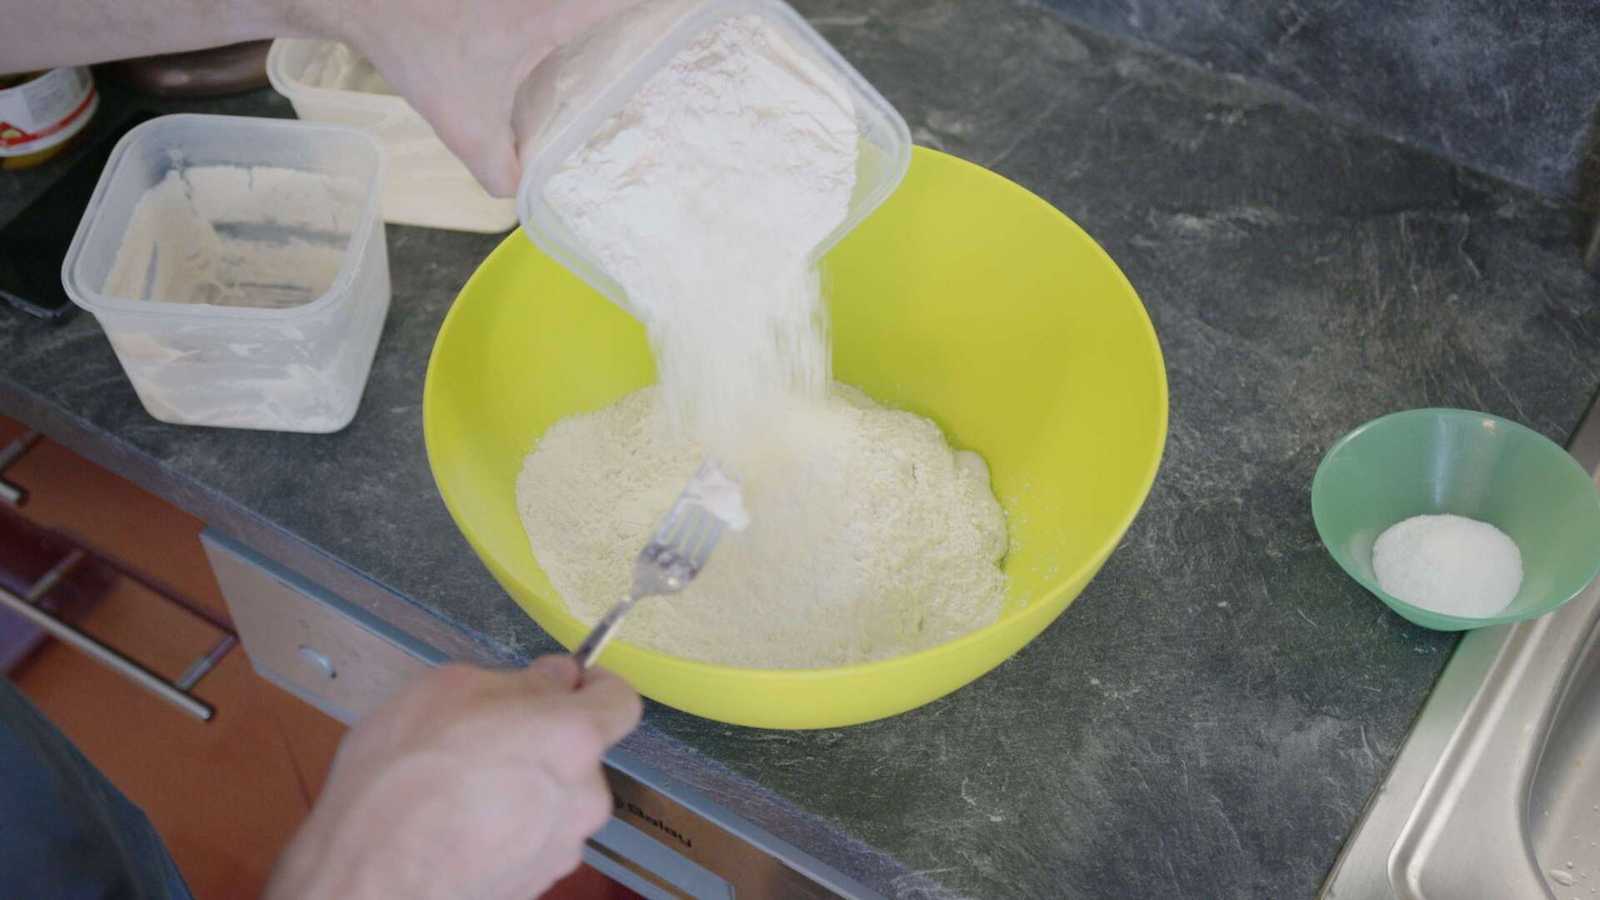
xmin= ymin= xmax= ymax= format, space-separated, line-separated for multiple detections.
xmin=1312 ymin=408 xmax=1600 ymax=631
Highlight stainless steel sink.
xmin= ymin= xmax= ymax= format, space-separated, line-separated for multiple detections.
xmin=1323 ymin=393 xmax=1600 ymax=900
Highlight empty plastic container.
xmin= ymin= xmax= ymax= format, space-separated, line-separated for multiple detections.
xmin=62 ymin=113 xmax=390 ymax=433
xmin=513 ymin=0 xmax=912 ymax=315
xmin=267 ymin=39 xmax=518 ymax=233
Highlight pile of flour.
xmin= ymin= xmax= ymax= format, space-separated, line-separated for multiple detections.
xmin=520 ymin=15 xmax=1007 ymax=667
xmin=105 ymin=166 xmax=360 ymax=309
xmin=518 ymin=386 xmax=1007 ymax=667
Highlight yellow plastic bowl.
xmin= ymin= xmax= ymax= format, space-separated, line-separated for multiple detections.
xmin=424 ymin=147 xmax=1167 ymax=729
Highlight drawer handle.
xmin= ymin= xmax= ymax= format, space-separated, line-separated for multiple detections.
xmin=0 ymin=431 xmax=40 ymax=506
xmin=298 ymin=645 xmax=337 ymax=680
xmin=0 ymin=565 xmax=218 ymax=720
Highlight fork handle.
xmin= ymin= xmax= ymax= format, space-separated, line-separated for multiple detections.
xmin=574 ymin=595 xmax=640 ymax=672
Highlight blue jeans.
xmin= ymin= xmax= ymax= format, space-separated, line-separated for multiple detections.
xmin=0 ymin=678 xmax=192 ymax=899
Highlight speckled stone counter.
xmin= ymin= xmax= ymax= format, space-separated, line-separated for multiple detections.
xmin=1041 ymin=0 xmax=1600 ymax=201
xmin=3 ymin=4 xmax=1598 ymax=897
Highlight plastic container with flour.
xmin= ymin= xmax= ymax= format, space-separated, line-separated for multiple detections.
xmin=514 ymin=0 xmax=911 ymax=317
xmin=62 ymin=114 xmax=390 ymax=433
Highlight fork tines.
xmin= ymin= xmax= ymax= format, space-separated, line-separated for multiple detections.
xmin=652 ymin=502 xmax=724 ymax=573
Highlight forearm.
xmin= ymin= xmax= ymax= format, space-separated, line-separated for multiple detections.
xmin=0 ymin=0 xmax=330 ymax=74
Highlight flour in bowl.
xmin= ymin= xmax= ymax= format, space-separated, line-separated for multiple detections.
xmin=517 ymin=386 xmax=1007 ymax=667
xmin=519 ymin=15 xmax=1007 ymax=667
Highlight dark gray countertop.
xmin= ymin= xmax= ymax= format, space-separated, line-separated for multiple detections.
xmin=1043 ymin=0 xmax=1600 ymax=201
xmin=4 ymin=4 xmax=1599 ymax=897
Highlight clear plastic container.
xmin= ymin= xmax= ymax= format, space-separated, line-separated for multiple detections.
xmin=267 ymin=38 xmax=518 ymax=233
xmin=61 ymin=113 xmax=390 ymax=433
xmin=513 ymin=0 xmax=912 ymax=314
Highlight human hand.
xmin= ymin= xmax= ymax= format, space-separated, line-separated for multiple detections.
xmin=265 ymin=657 xmax=642 ymax=900
xmin=304 ymin=0 xmax=641 ymax=197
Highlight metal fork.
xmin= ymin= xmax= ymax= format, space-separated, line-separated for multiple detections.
xmin=573 ymin=462 xmax=730 ymax=670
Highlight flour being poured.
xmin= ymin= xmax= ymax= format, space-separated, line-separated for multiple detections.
xmin=542 ymin=15 xmax=855 ymax=447
xmin=518 ymin=16 xmax=1007 ymax=667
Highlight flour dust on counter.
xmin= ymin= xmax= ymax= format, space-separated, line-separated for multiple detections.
xmin=517 ymin=15 xmax=1008 ymax=667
